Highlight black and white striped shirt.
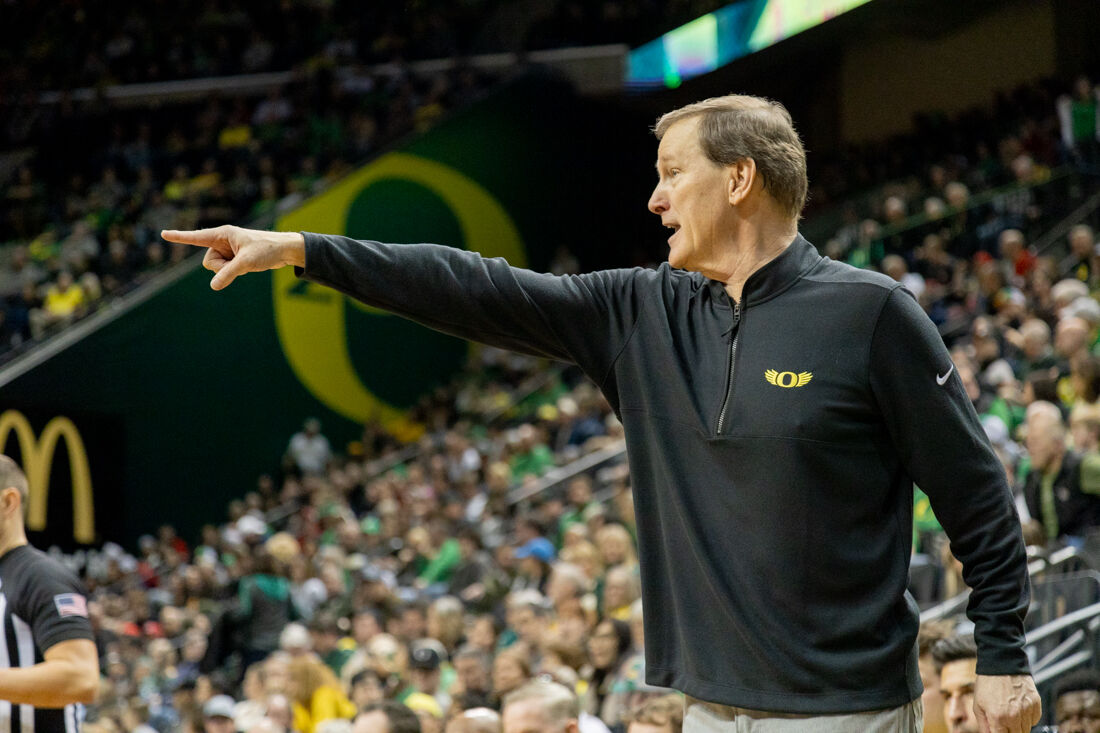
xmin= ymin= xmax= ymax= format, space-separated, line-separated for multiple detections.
xmin=0 ymin=545 xmax=94 ymax=733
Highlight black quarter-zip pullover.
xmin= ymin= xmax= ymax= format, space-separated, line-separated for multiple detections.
xmin=298 ymin=231 xmax=1030 ymax=714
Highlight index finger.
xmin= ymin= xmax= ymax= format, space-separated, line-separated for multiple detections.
xmin=161 ymin=227 xmax=227 ymax=247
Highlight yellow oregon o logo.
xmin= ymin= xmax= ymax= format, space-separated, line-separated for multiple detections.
xmin=765 ymin=370 xmax=813 ymax=388
xmin=273 ymin=153 xmax=526 ymax=439
xmin=0 ymin=410 xmax=94 ymax=543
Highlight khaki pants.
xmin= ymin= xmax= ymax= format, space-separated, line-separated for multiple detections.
xmin=683 ymin=696 xmax=923 ymax=732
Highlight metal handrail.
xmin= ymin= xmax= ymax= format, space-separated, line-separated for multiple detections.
xmin=1032 ymin=188 xmax=1100 ymax=255
xmin=920 ymin=559 xmax=1097 ymax=625
xmin=1035 ymin=650 xmax=1093 ymax=686
xmin=1029 ymin=546 xmax=1089 ymax=578
xmin=870 ymin=167 xmax=1076 ymax=242
xmin=1025 ymin=601 xmax=1100 ymax=647
xmin=832 ymin=166 xmax=1100 ymax=270
xmin=481 ymin=364 xmax=567 ymax=425
xmin=36 ymin=44 xmax=628 ymax=105
xmin=920 ymin=589 xmax=971 ymax=623
xmin=1033 ymin=628 xmax=1087 ymax=672
xmin=360 ymin=362 xmax=570 ymax=483
xmin=508 ymin=438 xmax=627 ymax=506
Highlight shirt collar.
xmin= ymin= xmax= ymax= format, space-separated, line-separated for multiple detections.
xmin=706 ymin=233 xmax=821 ymax=306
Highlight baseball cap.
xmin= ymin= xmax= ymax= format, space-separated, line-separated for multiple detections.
xmin=514 ymin=537 xmax=555 ymax=563
xmin=203 ymin=695 xmax=236 ymax=719
xmin=410 ymin=645 xmax=442 ymax=671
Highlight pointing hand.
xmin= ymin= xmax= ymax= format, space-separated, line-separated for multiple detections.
xmin=161 ymin=225 xmax=306 ymax=290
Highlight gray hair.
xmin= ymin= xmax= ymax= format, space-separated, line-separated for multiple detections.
xmin=654 ymin=94 xmax=808 ymax=220
xmin=503 ymin=680 xmax=578 ymax=728
xmin=1052 ymin=279 xmax=1089 ymax=308
xmin=431 ymin=595 xmax=464 ymax=619
xmin=549 ymin=562 xmax=589 ymax=596
xmin=451 ymin=708 xmax=501 ymax=733
xmin=1027 ymin=401 xmax=1066 ymax=440
xmin=1067 ymin=297 xmax=1100 ymax=327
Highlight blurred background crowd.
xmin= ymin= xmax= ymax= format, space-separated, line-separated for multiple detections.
xmin=4 ymin=1 xmax=1100 ymax=732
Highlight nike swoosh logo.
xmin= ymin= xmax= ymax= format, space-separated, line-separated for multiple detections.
xmin=936 ymin=365 xmax=954 ymax=386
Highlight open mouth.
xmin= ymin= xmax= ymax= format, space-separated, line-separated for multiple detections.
xmin=665 ymin=223 xmax=680 ymax=245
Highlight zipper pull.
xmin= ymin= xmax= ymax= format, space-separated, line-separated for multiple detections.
xmin=733 ymin=301 xmax=741 ymax=324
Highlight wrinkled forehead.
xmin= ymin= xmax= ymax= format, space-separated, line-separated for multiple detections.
xmin=656 ymin=116 xmax=702 ymax=163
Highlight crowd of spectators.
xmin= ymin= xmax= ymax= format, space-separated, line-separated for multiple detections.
xmin=799 ymin=72 xmax=1100 ymax=290
xmin=821 ymin=70 xmax=1098 ymax=210
xmin=0 ymin=61 xmax=498 ymax=361
xmin=61 ymin=342 xmax=660 ymax=733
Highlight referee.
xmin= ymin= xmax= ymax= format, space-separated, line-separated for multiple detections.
xmin=0 ymin=456 xmax=98 ymax=732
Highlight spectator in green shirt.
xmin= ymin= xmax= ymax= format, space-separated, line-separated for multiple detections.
xmin=509 ymin=424 xmax=556 ymax=478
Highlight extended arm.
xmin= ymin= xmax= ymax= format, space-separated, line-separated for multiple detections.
xmin=0 ymin=639 xmax=98 ymax=707
xmin=163 ymin=226 xmax=647 ymax=378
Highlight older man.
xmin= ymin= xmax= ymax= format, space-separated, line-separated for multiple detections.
xmin=164 ymin=93 xmax=1038 ymax=730
xmin=502 ymin=680 xmax=579 ymax=733
xmin=1023 ymin=401 xmax=1100 ymax=544
xmin=1060 ymin=224 xmax=1098 ymax=283
xmin=1056 ymin=315 xmax=1093 ymax=362
xmin=353 ymin=701 xmax=421 ymax=733
xmin=445 ymin=708 xmax=501 ymax=733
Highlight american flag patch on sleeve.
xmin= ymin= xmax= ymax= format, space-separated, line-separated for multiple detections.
xmin=53 ymin=594 xmax=88 ymax=618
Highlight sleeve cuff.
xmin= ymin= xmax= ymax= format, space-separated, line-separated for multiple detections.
xmin=976 ymin=646 xmax=1032 ymax=676
xmin=293 ymin=231 xmax=317 ymax=278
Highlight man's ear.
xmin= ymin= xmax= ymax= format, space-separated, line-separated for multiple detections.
xmin=728 ymin=158 xmax=758 ymax=206
xmin=0 ymin=487 xmax=20 ymax=519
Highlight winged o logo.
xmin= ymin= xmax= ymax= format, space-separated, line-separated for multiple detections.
xmin=765 ymin=370 xmax=813 ymax=388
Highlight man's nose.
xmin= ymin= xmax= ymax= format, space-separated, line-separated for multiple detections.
xmin=946 ymin=696 xmax=966 ymax=722
xmin=648 ymin=184 xmax=667 ymax=215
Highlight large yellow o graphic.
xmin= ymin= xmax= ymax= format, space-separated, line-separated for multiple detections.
xmin=273 ymin=153 xmax=526 ymax=438
xmin=777 ymin=371 xmax=797 ymax=388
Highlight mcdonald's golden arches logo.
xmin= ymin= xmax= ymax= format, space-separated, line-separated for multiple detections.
xmin=0 ymin=411 xmax=94 ymax=543
xmin=765 ymin=370 xmax=813 ymax=388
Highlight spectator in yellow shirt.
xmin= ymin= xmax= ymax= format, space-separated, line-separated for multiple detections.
xmin=31 ymin=270 xmax=87 ymax=338
xmin=289 ymin=653 xmax=356 ymax=733
xmin=44 ymin=270 xmax=85 ymax=317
